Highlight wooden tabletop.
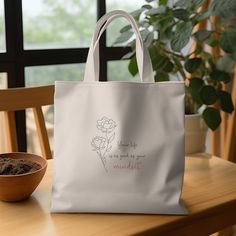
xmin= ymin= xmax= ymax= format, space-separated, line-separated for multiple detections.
xmin=1 ymin=154 xmax=236 ymax=236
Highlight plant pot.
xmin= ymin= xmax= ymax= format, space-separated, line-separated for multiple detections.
xmin=185 ymin=114 xmax=208 ymax=154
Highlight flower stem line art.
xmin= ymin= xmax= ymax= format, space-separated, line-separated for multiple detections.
xmin=91 ymin=117 xmax=117 ymax=172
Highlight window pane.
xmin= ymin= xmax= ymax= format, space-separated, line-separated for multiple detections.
xmin=22 ymin=0 xmax=96 ymax=49
xmin=106 ymin=0 xmax=145 ymax=46
xmin=25 ymin=63 xmax=85 ymax=86
xmin=0 ymin=0 xmax=6 ymax=52
xmin=25 ymin=64 xmax=85 ymax=155
xmin=107 ymin=60 xmax=139 ymax=82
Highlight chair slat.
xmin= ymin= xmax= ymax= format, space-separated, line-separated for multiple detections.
xmin=4 ymin=111 xmax=18 ymax=152
xmin=0 ymin=85 xmax=54 ymax=111
xmin=0 ymin=85 xmax=54 ymax=159
xmin=33 ymin=106 xmax=52 ymax=160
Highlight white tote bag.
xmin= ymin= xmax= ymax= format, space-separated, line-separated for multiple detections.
xmin=51 ymin=10 xmax=187 ymax=214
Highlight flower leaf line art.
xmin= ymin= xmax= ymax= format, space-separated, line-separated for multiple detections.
xmin=91 ymin=117 xmax=117 ymax=172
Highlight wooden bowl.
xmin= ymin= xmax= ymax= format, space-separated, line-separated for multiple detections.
xmin=0 ymin=152 xmax=47 ymax=202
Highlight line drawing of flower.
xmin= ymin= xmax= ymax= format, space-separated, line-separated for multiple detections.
xmin=91 ymin=117 xmax=117 ymax=172
xmin=91 ymin=136 xmax=106 ymax=151
xmin=97 ymin=117 xmax=117 ymax=133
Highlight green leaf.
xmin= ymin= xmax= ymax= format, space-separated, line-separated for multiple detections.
xmin=140 ymin=29 xmax=150 ymax=42
xmin=155 ymin=14 xmax=174 ymax=35
xmin=163 ymin=60 xmax=174 ymax=72
xmin=187 ymin=78 xmax=204 ymax=103
xmin=233 ymin=52 xmax=236 ymax=61
xmin=146 ymin=6 xmax=167 ymax=15
xmin=189 ymin=78 xmax=204 ymax=88
xmin=174 ymin=0 xmax=191 ymax=8
xmin=159 ymin=0 xmax=168 ymax=5
xmin=210 ymin=0 xmax=236 ymax=18
xmin=210 ymin=69 xmax=232 ymax=83
xmin=194 ymin=10 xmax=211 ymax=21
xmin=130 ymin=8 xmax=145 ymax=19
xmin=202 ymin=51 xmax=212 ymax=61
xmin=152 ymin=55 xmax=169 ymax=70
xmin=144 ymin=32 xmax=154 ymax=47
xmin=199 ymin=85 xmax=218 ymax=105
xmin=192 ymin=0 xmax=206 ymax=8
xmin=171 ymin=22 xmax=193 ymax=52
xmin=194 ymin=29 xmax=211 ymax=41
xmin=172 ymin=56 xmax=183 ymax=70
xmin=113 ymin=31 xmax=133 ymax=45
xmin=220 ymin=28 xmax=236 ymax=53
xmin=141 ymin=4 xmax=152 ymax=10
xmin=216 ymin=55 xmax=235 ymax=73
xmin=206 ymin=38 xmax=219 ymax=47
xmin=154 ymin=71 xmax=169 ymax=82
xmin=149 ymin=49 xmax=170 ymax=70
xmin=218 ymin=90 xmax=234 ymax=113
xmin=184 ymin=58 xmax=202 ymax=73
xmin=173 ymin=9 xmax=189 ymax=21
xmin=175 ymin=0 xmax=205 ymax=8
xmin=128 ymin=56 xmax=138 ymax=76
xmin=120 ymin=25 xmax=132 ymax=33
xmin=202 ymin=107 xmax=221 ymax=130
xmin=194 ymin=45 xmax=203 ymax=55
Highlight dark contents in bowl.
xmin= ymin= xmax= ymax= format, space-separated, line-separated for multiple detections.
xmin=0 ymin=158 xmax=41 ymax=175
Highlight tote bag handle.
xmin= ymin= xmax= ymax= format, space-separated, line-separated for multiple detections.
xmin=84 ymin=10 xmax=154 ymax=83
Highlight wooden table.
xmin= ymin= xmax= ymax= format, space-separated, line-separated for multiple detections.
xmin=1 ymin=154 xmax=236 ymax=236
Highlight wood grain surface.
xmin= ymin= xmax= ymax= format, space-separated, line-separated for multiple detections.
xmin=0 ymin=154 xmax=236 ymax=236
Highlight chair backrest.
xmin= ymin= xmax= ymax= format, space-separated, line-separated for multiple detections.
xmin=0 ymin=85 xmax=54 ymax=159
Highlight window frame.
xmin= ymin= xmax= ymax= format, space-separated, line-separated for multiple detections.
xmin=0 ymin=0 xmax=131 ymax=151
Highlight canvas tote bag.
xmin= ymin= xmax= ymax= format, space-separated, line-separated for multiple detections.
xmin=51 ymin=10 xmax=187 ymax=214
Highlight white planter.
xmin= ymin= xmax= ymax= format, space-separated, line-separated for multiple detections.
xmin=185 ymin=114 xmax=208 ymax=154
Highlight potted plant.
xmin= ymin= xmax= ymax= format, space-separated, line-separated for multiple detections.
xmin=115 ymin=0 xmax=236 ymax=153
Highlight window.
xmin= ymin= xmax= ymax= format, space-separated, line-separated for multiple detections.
xmin=22 ymin=0 xmax=96 ymax=49
xmin=0 ymin=0 xmax=141 ymax=151
xmin=107 ymin=61 xmax=139 ymax=82
xmin=25 ymin=63 xmax=85 ymax=86
xmin=0 ymin=0 xmax=6 ymax=52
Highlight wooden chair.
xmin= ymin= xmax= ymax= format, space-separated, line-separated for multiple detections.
xmin=0 ymin=85 xmax=54 ymax=159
